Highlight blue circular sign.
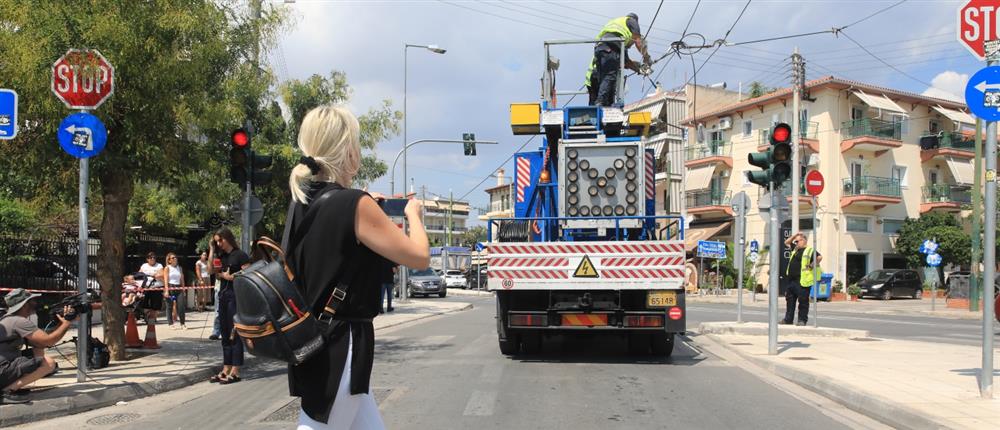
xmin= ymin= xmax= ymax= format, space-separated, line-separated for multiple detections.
xmin=57 ymin=112 xmax=107 ymax=158
xmin=926 ymin=252 xmax=942 ymax=267
xmin=965 ymin=66 xmax=1000 ymax=122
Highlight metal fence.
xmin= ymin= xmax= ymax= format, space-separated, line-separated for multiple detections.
xmin=685 ymin=190 xmax=732 ymax=208
xmin=842 ymin=118 xmax=902 ymax=141
xmin=841 ymin=176 xmax=902 ymax=198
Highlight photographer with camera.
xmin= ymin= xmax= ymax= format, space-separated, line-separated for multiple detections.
xmin=0 ymin=289 xmax=75 ymax=403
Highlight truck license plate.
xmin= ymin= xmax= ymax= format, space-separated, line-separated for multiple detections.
xmin=647 ymin=290 xmax=676 ymax=307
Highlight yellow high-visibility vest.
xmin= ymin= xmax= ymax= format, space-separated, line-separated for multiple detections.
xmin=786 ymin=247 xmax=817 ymax=287
xmin=584 ymin=17 xmax=634 ymax=86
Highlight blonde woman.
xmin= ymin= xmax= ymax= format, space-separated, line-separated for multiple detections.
xmin=284 ymin=105 xmax=430 ymax=430
xmin=163 ymin=253 xmax=186 ymax=329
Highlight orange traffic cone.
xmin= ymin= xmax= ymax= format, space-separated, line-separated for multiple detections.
xmin=125 ymin=311 xmax=142 ymax=348
xmin=143 ymin=320 xmax=161 ymax=349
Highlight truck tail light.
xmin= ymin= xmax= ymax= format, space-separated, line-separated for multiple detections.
xmin=509 ymin=314 xmax=548 ymax=327
xmin=624 ymin=315 xmax=664 ymax=327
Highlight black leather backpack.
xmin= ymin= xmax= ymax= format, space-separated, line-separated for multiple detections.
xmin=233 ymin=188 xmax=350 ymax=365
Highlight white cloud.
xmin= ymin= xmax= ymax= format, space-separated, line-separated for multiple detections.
xmin=922 ymin=71 xmax=967 ymax=102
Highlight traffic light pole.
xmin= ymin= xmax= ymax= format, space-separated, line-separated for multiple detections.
xmin=768 ymin=181 xmax=779 ymax=355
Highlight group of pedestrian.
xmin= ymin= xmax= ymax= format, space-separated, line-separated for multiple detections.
xmin=136 ymin=252 xmax=188 ymax=330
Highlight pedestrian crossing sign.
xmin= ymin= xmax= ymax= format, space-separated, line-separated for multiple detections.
xmin=574 ymin=255 xmax=599 ymax=278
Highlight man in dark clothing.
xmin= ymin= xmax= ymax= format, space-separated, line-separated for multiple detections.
xmin=782 ymin=232 xmax=822 ymax=325
xmin=380 ymin=258 xmax=396 ymax=313
xmin=586 ymin=13 xmax=652 ymax=106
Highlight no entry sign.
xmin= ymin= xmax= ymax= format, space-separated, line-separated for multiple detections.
xmin=51 ymin=49 xmax=115 ymax=110
xmin=958 ymin=1 xmax=1000 ymax=60
xmin=805 ymin=170 xmax=825 ymax=196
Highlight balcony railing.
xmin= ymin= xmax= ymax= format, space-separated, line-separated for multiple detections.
xmin=685 ymin=141 xmax=731 ymax=161
xmin=841 ymin=176 xmax=902 ymax=198
xmin=758 ymin=121 xmax=820 ymax=146
xmin=781 ymin=184 xmax=809 ymax=198
xmin=686 ymin=190 xmax=732 ymax=208
xmin=922 ymin=184 xmax=972 ymax=204
xmin=918 ymin=131 xmax=975 ymax=151
xmin=841 ymin=118 xmax=902 ymax=141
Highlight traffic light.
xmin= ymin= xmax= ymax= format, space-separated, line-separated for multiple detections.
xmin=251 ymin=151 xmax=273 ymax=186
xmin=229 ymin=128 xmax=250 ymax=184
xmin=745 ymin=123 xmax=793 ymax=188
xmin=463 ymin=132 xmax=477 ymax=156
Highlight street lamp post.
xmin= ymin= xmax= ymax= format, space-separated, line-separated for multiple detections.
xmin=404 ymin=43 xmax=446 ymax=196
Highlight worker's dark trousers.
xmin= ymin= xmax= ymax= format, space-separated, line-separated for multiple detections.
xmin=784 ymin=280 xmax=811 ymax=323
xmin=594 ymin=48 xmax=621 ymax=106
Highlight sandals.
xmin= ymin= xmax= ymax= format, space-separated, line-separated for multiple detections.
xmin=219 ymin=375 xmax=242 ymax=385
xmin=209 ymin=373 xmax=227 ymax=383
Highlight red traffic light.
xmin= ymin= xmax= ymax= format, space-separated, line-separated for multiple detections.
xmin=770 ymin=123 xmax=791 ymax=145
xmin=231 ymin=129 xmax=249 ymax=148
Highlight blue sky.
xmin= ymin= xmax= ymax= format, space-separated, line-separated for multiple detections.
xmin=272 ymin=0 xmax=981 ymax=224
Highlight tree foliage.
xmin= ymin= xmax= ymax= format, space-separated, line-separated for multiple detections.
xmin=747 ymin=81 xmax=774 ymax=98
xmin=895 ymin=212 xmax=970 ymax=270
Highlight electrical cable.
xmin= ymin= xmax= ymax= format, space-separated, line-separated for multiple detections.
xmin=438 ymin=1 xmax=589 ymax=39
xmin=681 ymin=0 xmax=702 ymax=38
xmin=836 ymin=29 xmax=934 ymax=87
xmin=838 ymin=0 xmax=908 ymax=31
xmin=644 ymin=0 xmax=665 ymax=43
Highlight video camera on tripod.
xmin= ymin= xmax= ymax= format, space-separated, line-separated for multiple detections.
xmin=49 ymin=291 xmax=95 ymax=321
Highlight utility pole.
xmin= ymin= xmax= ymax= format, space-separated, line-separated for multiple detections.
xmin=790 ymin=48 xmax=804 ymax=235
xmin=982 ymin=51 xmax=997 ymax=400
xmin=972 ymin=118 xmax=983 ymax=311
xmin=448 ymin=189 xmax=453 ymax=247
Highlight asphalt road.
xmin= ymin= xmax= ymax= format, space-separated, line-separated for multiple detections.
xmin=17 ymin=295 xmax=886 ymax=430
xmin=687 ymin=301 xmax=1000 ymax=347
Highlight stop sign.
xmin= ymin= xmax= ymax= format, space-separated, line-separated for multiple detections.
xmin=51 ymin=49 xmax=115 ymax=110
xmin=958 ymin=1 xmax=1000 ymax=60
xmin=805 ymin=170 xmax=825 ymax=196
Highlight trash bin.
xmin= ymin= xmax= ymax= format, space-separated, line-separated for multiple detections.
xmin=814 ymin=273 xmax=834 ymax=301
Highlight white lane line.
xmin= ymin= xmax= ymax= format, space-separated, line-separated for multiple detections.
xmin=462 ymin=390 xmax=497 ymax=416
xmin=456 ymin=333 xmax=494 ymax=356
xmin=479 ymin=362 xmax=504 ymax=384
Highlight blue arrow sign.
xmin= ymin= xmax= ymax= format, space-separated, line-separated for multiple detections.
xmin=965 ymin=66 xmax=1000 ymax=121
xmin=0 ymin=89 xmax=16 ymax=140
xmin=475 ymin=242 xmax=486 ymax=252
xmin=926 ymin=252 xmax=942 ymax=267
xmin=58 ymin=113 xmax=107 ymax=159
xmin=697 ymin=240 xmax=726 ymax=259
xmin=749 ymin=240 xmax=759 ymax=253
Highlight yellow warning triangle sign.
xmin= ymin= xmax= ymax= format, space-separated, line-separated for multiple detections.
xmin=574 ymin=255 xmax=599 ymax=278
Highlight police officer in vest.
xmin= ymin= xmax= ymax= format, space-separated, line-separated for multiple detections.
xmin=586 ymin=13 xmax=652 ymax=106
xmin=782 ymin=233 xmax=822 ymax=326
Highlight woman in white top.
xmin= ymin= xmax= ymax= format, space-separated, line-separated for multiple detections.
xmin=195 ymin=252 xmax=211 ymax=311
xmin=163 ymin=252 xmax=186 ymax=329
xmin=139 ymin=252 xmax=165 ymax=340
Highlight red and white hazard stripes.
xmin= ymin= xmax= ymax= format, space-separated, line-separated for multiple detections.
xmin=490 ymin=257 xmax=569 ymax=267
xmin=645 ymin=150 xmax=654 ymax=200
xmin=602 ymin=256 xmax=684 ymax=267
xmin=489 ymin=270 xmax=567 ymax=280
xmin=516 ymin=156 xmax=530 ymax=203
xmin=490 ymin=242 xmax=684 ymax=255
xmin=603 ymin=269 xmax=684 ymax=279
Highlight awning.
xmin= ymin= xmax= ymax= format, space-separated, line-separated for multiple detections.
xmin=946 ymin=157 xmax=974 ymax=185
xmin=686 ymin=164 xmax=717 ymax=190
xmin=932 ymin=105 xmax=975 ymax=126
xmin=646 ymin=133 xmax=668 ymax=158
xmin=853 ymin=90 xmax=907 ymax=115
xmin=684 ymin=221 xmax=732 ymax=252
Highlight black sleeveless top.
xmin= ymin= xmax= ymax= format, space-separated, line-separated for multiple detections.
xmin=284 ymin=182 xmax=382 ymax=424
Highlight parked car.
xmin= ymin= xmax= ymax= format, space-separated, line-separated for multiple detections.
xmin=407 ymin=268 xmax=446 ymax=298
xmin=858 ymin=269 xmax=922 ymax=300
xmin=466 ymin=265 xmax=488 ymax=289
xmin=443 ymin=270 xmax=466 ymax=289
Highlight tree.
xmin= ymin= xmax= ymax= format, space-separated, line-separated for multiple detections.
xmin=747 ymin=81 xmax=774 ymax=98
xmin=457 ymin=226 xmax=487 ymax=248
xmin=895 ymin=213 xmax=970 ymax=280
xmin=0 ymin=1 xmax=286 ymax=360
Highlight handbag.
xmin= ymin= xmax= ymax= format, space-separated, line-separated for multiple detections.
xmin=233 ymin=187 xmax=357 ymax=365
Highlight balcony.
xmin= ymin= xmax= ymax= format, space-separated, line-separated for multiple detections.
xmin=920 ymin=184 xmax=971 ymax=213
xmin=840 ymin=176 xmax=902 ymax=209
xmin=840 ymin=118 xmax=903 ymax=155
xmin=757 ymin=121 xmax=820 ymax=152
xmin=685 ymin=141 xmax=733 ymax=169
xmin=686 ymin=190 xmax=733 ymax=217
xmin=919 ymin=131 xmax=975 ymax=162
xmin=781 ymin=184 xmax=814 ymax=207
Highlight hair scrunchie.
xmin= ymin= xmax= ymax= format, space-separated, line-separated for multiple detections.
xmin=299 ymin=156 xmax=321 ymax=175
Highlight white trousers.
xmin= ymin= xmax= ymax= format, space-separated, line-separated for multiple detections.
xmin=297 ymin=333 xmax=385 ymax=430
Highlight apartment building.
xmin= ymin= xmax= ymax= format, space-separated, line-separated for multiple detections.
xmin=480 ymin=169 xmax=514 ymax=241
xmin=683 ymin=76 xmax=974 ymax=287
xmin=418 ymin=195 xmax=470 ymax=247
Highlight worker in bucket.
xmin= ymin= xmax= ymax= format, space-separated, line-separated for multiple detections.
xmin=585 ymin=12 xmax=653 ymax=106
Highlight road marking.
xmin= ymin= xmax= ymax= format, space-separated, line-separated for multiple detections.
xmin=688 ymin=306 xmax=977 ymax=330
xmin=462 ymin=390 xmax=497 ymax=416
xmin=479 ymin=362 xmax=504 ymax=384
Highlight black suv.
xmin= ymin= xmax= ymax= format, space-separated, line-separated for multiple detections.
xmin=858 ymin=269 xmax=922 ymax=300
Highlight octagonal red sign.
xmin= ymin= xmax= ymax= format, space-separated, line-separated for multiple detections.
xmin=958 ymin=1 xmax=1000 ymax=60
xmin=51 ymin=49 xmax=115 ymax=110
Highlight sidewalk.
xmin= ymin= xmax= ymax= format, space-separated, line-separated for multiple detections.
xmin=699 ymin=322 xmax=1000 ymax=429
xmin=446 ymin=288 xmax=493 ymax=297
xmin=689 ymin=291 xmax=985 ymax=320
xmin=0 ymin=300 xmax=472 ymax=427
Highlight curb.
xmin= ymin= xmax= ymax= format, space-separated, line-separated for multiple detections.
xmin=703 ymin=333 xmax=956 ymax=430
xmin=0 ymin=304 xmax=475 ymax=428
xmin=699 ymin=322 xmax=868 ymax=338
xmin=445 ymin=289 xmax=493 ymax=297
